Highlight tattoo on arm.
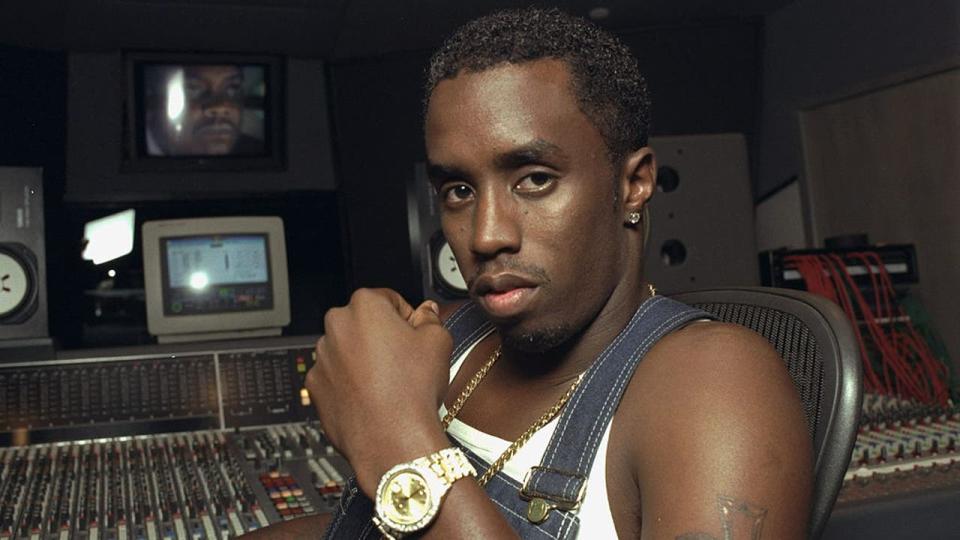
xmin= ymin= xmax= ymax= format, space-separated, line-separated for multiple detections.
xmin=675 ymin=495 xmax=768 ymax=540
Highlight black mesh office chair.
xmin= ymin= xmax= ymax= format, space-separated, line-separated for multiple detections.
xmin=670 ymin=287 xmax=863 ymax=540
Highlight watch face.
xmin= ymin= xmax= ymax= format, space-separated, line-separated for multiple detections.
xmin=379 ymin=469 xmax=434 ymax=526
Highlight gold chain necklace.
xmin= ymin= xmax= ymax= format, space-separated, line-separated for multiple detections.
xmin=441 ymin=347 xmax=584 ymax=486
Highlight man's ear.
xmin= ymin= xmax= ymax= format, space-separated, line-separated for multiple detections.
xmin=620 ymin=147 xmax=656 ymax=213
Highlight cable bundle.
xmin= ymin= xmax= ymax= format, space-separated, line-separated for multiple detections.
xmin=784 ymin=252 xmax=950 ymax=405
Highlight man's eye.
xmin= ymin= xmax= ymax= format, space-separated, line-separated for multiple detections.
xmin=184 ymin=81 xmax=208 ymax=100
xmin=441 ymin=184 xmax=474 ymax=204
xmin=516 ymin=173 xmax=556 ymax=192
xmin=224 ymin=83 xmax=242 ymax=98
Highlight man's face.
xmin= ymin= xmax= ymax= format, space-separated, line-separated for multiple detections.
xmin=425 ymin=60 xmax=628 ymax=352
xmin=160 ymin=65 xmax=244 ymax=155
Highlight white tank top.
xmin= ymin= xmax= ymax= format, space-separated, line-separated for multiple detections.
xmin=439 ymin=335 xmax=620 ymax=539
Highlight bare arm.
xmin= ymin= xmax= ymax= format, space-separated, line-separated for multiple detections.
xmin=623 ymin=322 xmax=812 ymax=539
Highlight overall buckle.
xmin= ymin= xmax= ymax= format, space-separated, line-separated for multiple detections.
xmin=520 ymin=466 xmax=588 ymax=524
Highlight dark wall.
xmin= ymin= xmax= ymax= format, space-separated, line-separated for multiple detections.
xmin=329 ymin=19 xmax=762 ymax=303
xmin=329 ymin=51 xmax=432 ymax=302
xmin=625 ymin=22 xmax=761 ymax=139
xmin=0 ymin=46 xmax=66 ymax=174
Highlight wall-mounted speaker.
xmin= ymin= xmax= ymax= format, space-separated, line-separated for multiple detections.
xmin=0 ymin=167 xmax=52 ymax=357
xmin=406 ymin=163 xmax=468 ymax=303
xmin=645 ymin=134 xmax=759 ymax=294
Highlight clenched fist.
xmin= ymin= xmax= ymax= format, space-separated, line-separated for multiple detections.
xmin=306 ymin=288 xmax=454 ymax=496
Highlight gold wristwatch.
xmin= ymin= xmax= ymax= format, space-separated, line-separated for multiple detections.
xmin=372 ymin=447 xmax=477 ymax=539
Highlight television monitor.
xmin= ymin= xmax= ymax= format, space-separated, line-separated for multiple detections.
xmin=142 ymin=216 xmax=290 ymax=343
xmin=125 ymin=52 xmax=284 ymax=172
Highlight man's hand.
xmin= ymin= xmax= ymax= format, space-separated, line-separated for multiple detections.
xmin=306 ymin=288 xmax=453 ymax=496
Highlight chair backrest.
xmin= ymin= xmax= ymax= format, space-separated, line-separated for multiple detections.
xmin=670 ymin=287 xmax=862 ymax=539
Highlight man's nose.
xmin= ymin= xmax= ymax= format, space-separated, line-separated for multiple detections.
xmin=470 ymin=190 xmax=520 ymax=259
xmin=202 ymin=97 xmax=235 ymax=117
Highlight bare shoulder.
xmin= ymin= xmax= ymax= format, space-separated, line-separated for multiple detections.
xmin=647 ymin=321 xmax=786 ymax=377
xmin=630 ymin=320 xmax=797 ymax=402
xmin=626 ymin=320 xmax=808 ymax=450
xmin=614 ymin=321 xmax=813 ymax=539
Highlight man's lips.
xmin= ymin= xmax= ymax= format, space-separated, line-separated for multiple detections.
xmin=195 ymin=122 xmax=238 ymax=137
xmin=471 ymin=273 xmax=540 ymax=319
xmin=471 ymin=273 xmax=538 ymax=296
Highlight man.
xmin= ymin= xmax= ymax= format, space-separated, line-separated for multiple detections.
xmin=144 ymin=64 xmax=264 ymax=156
xmin=252 ymin=7 xmax=811 ymax=539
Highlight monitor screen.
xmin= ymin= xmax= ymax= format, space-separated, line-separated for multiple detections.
xmin=160 ymin=233 xmax=273 ymax=316
xmin=124 ymin=53 xmax=284 ymax=172
xmin=142 ymin=216 xmax=290 ymax=343
xmin=141 ymin=63 xmax=268 ymax=158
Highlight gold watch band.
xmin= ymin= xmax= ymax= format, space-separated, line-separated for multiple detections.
xmin=413 ymin=447 xmax=477 ymax=486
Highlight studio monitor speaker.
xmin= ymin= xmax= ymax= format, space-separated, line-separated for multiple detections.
xmin=0 ymin=167 xmax=51 ymax=352
xmin=645 ymin=134 xmax=759 ymax=294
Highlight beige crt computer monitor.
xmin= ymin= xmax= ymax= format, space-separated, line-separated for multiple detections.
xmin=142 ymin=216 xmax=290 ymax=343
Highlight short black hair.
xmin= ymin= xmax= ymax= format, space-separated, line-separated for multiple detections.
xmin=425 ymin=7 xmax=651 ymax=163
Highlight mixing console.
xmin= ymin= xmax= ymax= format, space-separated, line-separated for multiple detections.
xmin=4 ymin=336 xmax=959 ymax=538
xmin=823 ymin=394 xmax=960 ymax=538
xmin=0 ymin=336 xmax=352 ymax=539
xmin=0 ymin=423 xmax=350 ymax=539
xmin=839 ymin=394 xmax=960 ymax=503
xmin=1 ymin=339 xmax=318 ymax=445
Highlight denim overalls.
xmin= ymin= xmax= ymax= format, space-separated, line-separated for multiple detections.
xmin=324 ymin=295 xmax=711 ymax=539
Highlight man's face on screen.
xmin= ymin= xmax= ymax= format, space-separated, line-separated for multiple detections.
xmin=157 ymin=65 xmax=244 ymax=155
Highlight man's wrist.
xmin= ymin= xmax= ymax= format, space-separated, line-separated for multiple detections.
xmin=355 ymin=423 xmax=452 ymax=497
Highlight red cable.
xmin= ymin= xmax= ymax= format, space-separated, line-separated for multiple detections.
xmin=860 ymin=251 xmax=949 ymax=405
xmin=785 ymin=254 xmax=883 ymax=393
xmin=826 ymin=254 xmax=896 ymax=396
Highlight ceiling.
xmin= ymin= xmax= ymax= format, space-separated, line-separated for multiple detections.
xmin=2 ymin=0 xmax=796 ymax=60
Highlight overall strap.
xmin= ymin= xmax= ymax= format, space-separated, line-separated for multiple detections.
xmin=443 ymin=302 xmax=496 ymax=364
xmin=521 ymin=295 xmax=712 ymax=510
